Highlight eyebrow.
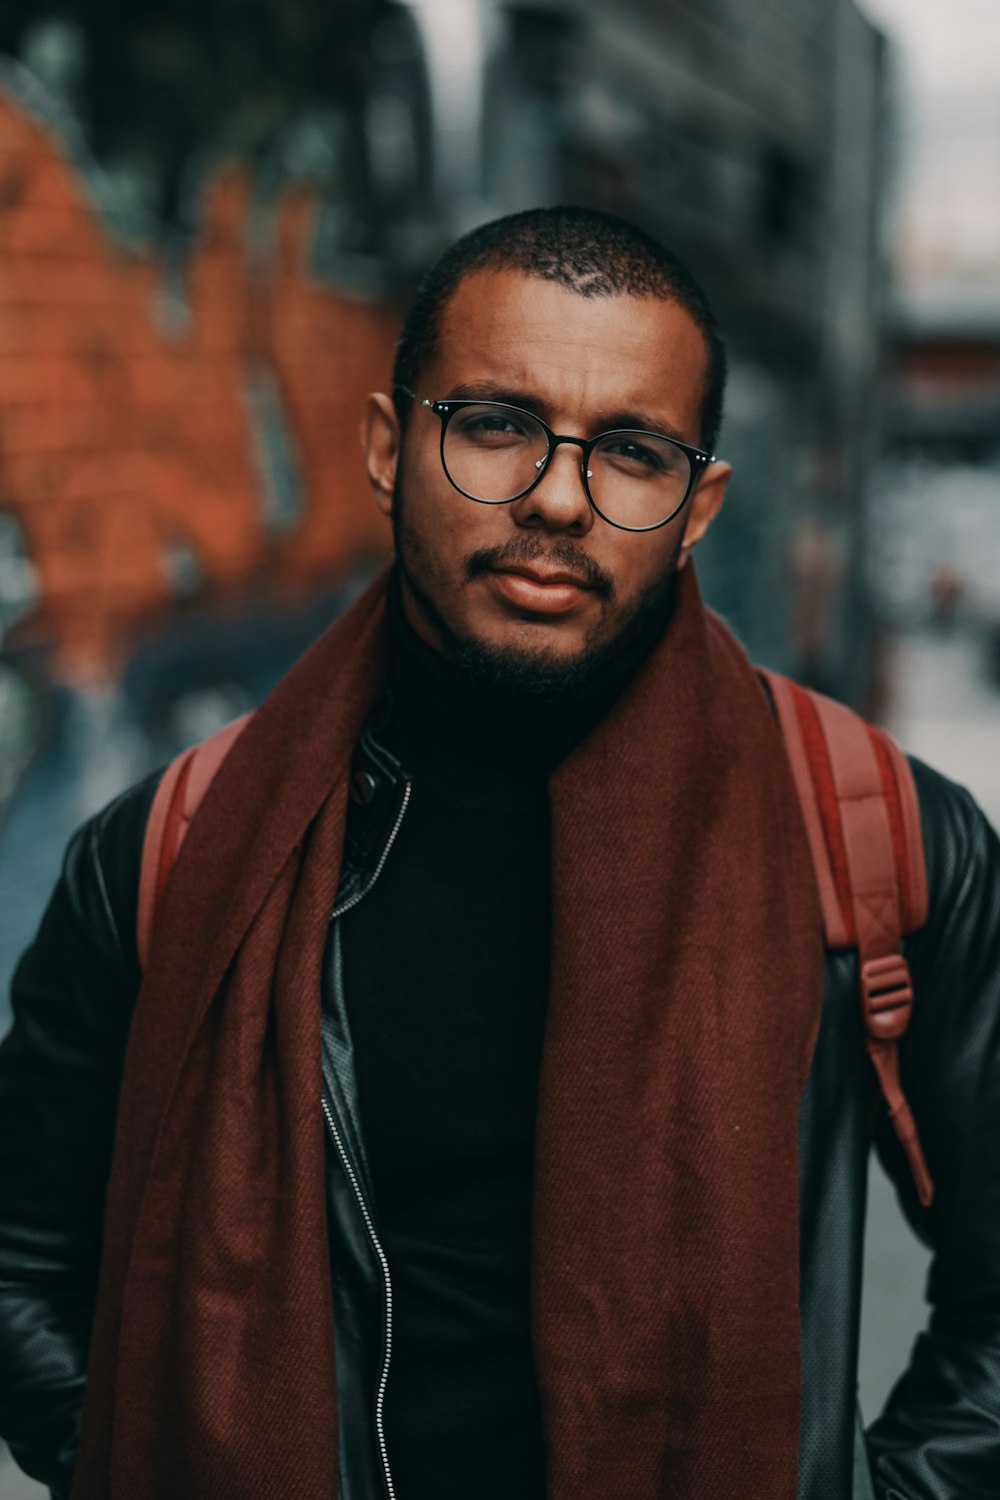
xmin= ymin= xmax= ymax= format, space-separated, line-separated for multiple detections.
xmin=440 ymin=381 xmax=691 ymax=446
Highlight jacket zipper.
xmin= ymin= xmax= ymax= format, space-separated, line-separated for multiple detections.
xmin=321 ymin=1095 xmax=397 ymax=1500
xmin=331 ymin=780 xmax=412 ymax=922
xmin=324 ymin=777 xmax=411 ymax=1500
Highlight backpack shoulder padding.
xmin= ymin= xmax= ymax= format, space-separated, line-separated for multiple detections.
xmin=760 ymin=668 xmax=933 ymax=1207
xmin=136 ymin=713 xmax=252 ymax=970
xmin=760 ymin=669 xmax=927 ymax=948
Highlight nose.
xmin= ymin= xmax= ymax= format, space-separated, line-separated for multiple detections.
xmin=507 ymin=439 xmax=595 ymax=536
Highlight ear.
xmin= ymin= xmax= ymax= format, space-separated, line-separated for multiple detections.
xmin=676 ymin=461 xmax=730 ymax=570
xmin=361 ymin=392 xmax=401 ymax=518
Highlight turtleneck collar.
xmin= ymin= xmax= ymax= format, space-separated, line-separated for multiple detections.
xmin=382 ymin=567 xmax=675 ymax=782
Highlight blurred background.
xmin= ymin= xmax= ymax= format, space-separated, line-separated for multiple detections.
xmin=0 ymin=0 xmax=997 ymax=1492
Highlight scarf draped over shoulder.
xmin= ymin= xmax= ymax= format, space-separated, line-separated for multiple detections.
xmin=72 ymin=565 xmax=823 ymax=1500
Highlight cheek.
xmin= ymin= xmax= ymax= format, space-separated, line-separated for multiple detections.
xmin=402 ymin=446 xmax=509 ymax=547
xmin=397 ymin=452 xmax=485 ymax=573
xmin=609 ymin=529 xmax=681 ymax=600
xmin=398 ymin=440 xmax=437 ymax=516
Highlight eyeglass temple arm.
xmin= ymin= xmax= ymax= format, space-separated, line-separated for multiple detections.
xmin=396 ymin=384 xmax=432 ymax=407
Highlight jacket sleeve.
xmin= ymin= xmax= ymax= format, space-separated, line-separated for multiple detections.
xmin=866 ymin=756 xmax=1000 ymax=1499
xmin=0 ymin=774 xmax=158 ymax=1499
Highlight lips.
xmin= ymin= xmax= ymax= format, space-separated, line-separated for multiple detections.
xmin=497 ymin=565 xmax=592 ymax=589
xmin=488 ymin=565 xmax=593 ymax=615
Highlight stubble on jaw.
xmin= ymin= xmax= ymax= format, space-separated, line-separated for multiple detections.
xmin=389 ymin=473 xmax=681 ymax=700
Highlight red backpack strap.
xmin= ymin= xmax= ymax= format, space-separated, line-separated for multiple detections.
xmin=136 ymin=713 xmax=252 ymax=970
xmin=761 ymin=669 xmax=934 ymax=1208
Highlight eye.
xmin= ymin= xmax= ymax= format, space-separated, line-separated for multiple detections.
xmin=452 ymin=405 xmax=539 ymax=444
xmin=595 ymin=432 xmax=689 ymax=480
xmin=463 ymin=414 xmax=519 ymax=433
xmin=598 ymin=435 xmax=668 ymax=472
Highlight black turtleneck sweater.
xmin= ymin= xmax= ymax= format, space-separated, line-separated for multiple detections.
xmin=339 ymin=578 xmax=666 ymax=1498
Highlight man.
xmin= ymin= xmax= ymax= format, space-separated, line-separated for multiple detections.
xmin=1 ymin=207 xmax=998 ymax=1500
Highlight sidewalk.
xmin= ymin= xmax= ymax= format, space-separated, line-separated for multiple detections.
xmin=0 ymin=1443 xmax=45 ymax=1497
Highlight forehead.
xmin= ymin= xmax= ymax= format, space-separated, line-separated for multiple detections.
xmin=427 ymin=268 xmax=709 ymax=437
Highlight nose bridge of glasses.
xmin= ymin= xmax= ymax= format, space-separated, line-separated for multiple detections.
xmin=536 ymin=431 xmax=593 ymax=483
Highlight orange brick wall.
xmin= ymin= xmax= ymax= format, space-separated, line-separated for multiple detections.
xmin=0 ymin=91 xmax=398 ymax=682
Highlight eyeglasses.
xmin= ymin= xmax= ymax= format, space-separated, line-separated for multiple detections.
xmin=398 ymin=386 xmax=715 ymax=533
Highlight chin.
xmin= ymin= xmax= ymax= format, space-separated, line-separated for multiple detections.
xmin=450 ymin=640 xmax=594 ymax=698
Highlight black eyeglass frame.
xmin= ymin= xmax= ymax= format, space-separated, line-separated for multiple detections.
xmin=397 ymin=385 xmax=716 ymax=533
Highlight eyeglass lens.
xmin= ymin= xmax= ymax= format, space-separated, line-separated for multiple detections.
xmin=441 ymin=404 xmax=693 ymax=529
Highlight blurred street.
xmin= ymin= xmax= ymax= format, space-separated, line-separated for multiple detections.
xmin=0 ymin=1442 xmax=43 ymax=1497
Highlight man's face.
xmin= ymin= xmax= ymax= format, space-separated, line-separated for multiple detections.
xmin=364 ymin=269 xmax=729 ymax=686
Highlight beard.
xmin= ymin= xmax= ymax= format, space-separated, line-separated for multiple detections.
xmin=391 ymin=474 xmax=681 ymax=700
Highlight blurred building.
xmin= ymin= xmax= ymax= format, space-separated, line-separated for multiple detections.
xmin=0 ymin=0 xmax=889 ymax=708
xmin=856 ymin=0 xmax=1000 ymax=642
xmin=888 ymin=290 xmax=1000 ymax=459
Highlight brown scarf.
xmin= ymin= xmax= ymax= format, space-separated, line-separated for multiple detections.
xmin=72 ymin=564 xmax=823 ymax=1500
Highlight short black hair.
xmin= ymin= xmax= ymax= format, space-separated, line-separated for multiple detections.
xmin=391 ymin=205 xmax=727 ymax=453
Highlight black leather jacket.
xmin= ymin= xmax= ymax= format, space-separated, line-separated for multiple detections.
xmin=1 ymin=716 xmax=999 ymax=1500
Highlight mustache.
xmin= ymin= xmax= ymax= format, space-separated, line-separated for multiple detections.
xmin=466 ymin=539 xmax=615 ymax=601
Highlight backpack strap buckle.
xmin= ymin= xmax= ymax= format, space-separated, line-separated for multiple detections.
xmin=861 ymin=954 xmax=913 ymax=1041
